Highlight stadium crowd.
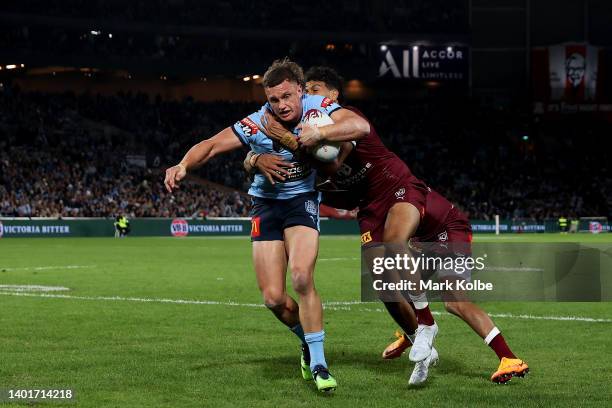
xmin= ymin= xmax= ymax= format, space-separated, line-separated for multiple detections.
xmin=0 ymin=86 xmax=251 ymax=218
xmin=1 ymin=85 xmax=609 ymax=220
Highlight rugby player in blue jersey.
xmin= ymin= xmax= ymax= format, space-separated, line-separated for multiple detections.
xmin=164 ymin=59 xmax=370 ymax=393
xmin=249 ymin=66 xmax=529 ymax=386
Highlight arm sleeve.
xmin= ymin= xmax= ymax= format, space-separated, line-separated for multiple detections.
xmin=231 ymin=109 xmax=264 ymax=147
xmin=304 ymin=95 xmax=342 ymax=116
xmin=231 ymin=120 xmax=253 ymax=147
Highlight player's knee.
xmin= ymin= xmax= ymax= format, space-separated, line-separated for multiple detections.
xmin=262 ymin=290 xmax=286 ymax=310
xmin=444 ymin=301 xmax=464 ymax=317
xmin=290 ymin=267 xmax=314 ymax=295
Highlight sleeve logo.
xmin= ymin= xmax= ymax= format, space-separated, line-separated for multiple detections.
xmin=239 ymin=117 xmax=259 ymax=136
xmin=321 ymin=97 xmax=333 ymax=108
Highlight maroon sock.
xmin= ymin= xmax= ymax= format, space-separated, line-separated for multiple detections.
xmin=414 ymin=306 xmax=435 ymax=326
xmin=489 ymin=334 xmax=516 ymax=360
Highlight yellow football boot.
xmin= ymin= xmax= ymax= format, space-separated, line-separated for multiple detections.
xmin=491 ymin=357 xmax=529 ymax=384
xmin=382 ymin=330 xmax=412 ymax=360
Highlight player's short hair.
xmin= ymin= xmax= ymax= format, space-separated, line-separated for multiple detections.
xmin=305 ymin=66 xmax=344 ymax=101
xmin=262 ymin=58 xmax=305 ymax=88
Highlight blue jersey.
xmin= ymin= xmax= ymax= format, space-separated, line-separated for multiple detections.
xmin=232 ymin=94 xmax=341 ymax=199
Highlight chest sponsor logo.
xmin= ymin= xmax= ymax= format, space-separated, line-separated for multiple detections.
xmin=335 ymin=162 xmax=372 ymax=186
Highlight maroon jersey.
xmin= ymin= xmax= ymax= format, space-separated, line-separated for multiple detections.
xmin=333 ymin=106 xmax=419 ymax=203
xmin=323 ymin=106 xmax=463 ymax=244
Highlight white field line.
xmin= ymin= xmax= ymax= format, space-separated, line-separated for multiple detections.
xmin=0 ymin=265 xmax=96 ymax=271
xmin=1 ymin=291 xmax=610 ymax=323
xmin=0 ymin=285 xmax=70 ymax=292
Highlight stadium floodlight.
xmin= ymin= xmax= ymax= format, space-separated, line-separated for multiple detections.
xmin=380 ymin=44 xmax=388 ymax=52
xmin=6 ymin=64 xmax=16 ymax=70
xmin=108 ymin=33 xmax=113 ymax=38
xmin=90 ymin=30 xmax=101 ymax=35
xmin=522 ymin=135 xmax=529 ymax=141
xmin=20 ymin=64 xmax=25 ymax=68
xmin=413 ymin=45 xmax=419 ymax=51
xmin=252 ymin=75 xmax=260 ymax=79
xmin=243 ymin=76 xmax=251 ymax=81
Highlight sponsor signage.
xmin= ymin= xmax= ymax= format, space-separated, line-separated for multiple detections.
xmin=532 ymin=43 xmax=610 ymax=111
xmin=170 ymin=219 xmax=245 ymax=237
xmin=0 ymin=221 xmax=71 ymax=237
xmin=378 ymin=45 xmax=468 ymax=81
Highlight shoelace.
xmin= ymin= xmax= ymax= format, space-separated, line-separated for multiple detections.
xmin=312 ymin=366 xmax=330 ymax=380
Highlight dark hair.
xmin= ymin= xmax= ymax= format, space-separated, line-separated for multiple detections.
xmin=305 ymin=66 xmax=344 ymax=101
xmin=262 ymin=58 xmax=305 ymax=88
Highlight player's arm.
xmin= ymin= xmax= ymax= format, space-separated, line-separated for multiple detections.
xmin=164 ymin=127 xmax=242 ymax=192
xmin=298 ymin=108 xmax=370 ymax=147
xmin=243 ymin=150 xmax=294 ymax=185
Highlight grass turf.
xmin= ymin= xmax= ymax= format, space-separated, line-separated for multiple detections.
xmin=0 ymin=233 xmax=610 ymax=407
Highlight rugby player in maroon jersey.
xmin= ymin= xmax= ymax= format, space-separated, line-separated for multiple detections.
xmin=245 ymin=66 xmax=528 ymax=385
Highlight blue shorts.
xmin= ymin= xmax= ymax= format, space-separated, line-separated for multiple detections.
xmin=250 ymin=192 xmax=320 ymax=241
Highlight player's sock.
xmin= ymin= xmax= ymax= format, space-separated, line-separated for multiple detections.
xmin=409 ymin=293 xmax=435 ymax=326
xmin=304 ymin=330 xmax=328 ymax=371
xmin=484 ymin=327 xmax=516 ymax=360
xmin=290 ymin=323 xmax=307 ymax=346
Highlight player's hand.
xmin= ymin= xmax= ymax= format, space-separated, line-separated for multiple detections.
xmin=255 ymin=154 xmax=294 ymax=185
xmin=296 ymin=122 xmax=323 ymax=148
xmin=260 ymin=111 xmax=299 ymax=151
xmin=164 ymin=163 xmax=187 ymax=192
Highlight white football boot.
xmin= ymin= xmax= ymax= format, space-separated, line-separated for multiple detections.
xmin=409 ymin=347 xmax=439 ymax=385
xmin=408 ymin=322 xmax=438 ymax=362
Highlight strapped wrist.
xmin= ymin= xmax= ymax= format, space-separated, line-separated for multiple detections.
xmin=249 ymin=153 xmax=261 ymax=167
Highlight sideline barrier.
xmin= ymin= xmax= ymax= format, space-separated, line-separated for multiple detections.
xmin=0 ymin=218 xmax=359 ymax=238
xmin=0 ymin=218 xmax=607 ymax=238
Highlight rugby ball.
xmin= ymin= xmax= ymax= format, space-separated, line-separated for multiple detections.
xmin=302 ymin=109 xmax=340 ymax=162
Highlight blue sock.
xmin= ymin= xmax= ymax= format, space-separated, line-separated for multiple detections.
xmin=290 ymin=324 xmax=307 ymax=346
xmin=304 ymin=330 xmax=327 ymax=371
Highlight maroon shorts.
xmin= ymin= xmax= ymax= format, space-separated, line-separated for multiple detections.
xmin=411 ymin=205 xmax=473 ymax=257
xmin=410 ymin=206 xmax=474 ymax=283
xmin=357 ymin=175 xmax=428 ymax=245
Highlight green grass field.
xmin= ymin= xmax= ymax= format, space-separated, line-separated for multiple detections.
xmin=1 ymin=234 xmax=611 ymax=407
